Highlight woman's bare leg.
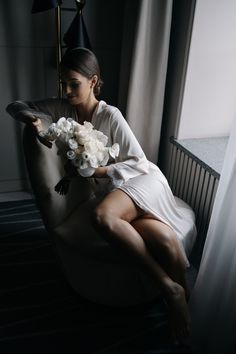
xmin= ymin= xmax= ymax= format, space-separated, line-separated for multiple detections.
xmin=91 ymin=190 xmax=190 ymax=338
xmin=131 ymin=217 xmax=190 ymax=299
xmin=131 ymin=217 xmax=191 ymax=339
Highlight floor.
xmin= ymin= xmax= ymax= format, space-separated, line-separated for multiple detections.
xmin=0 ymin=192 xmax=197 ymax=353
xmin=0 ymin=190 xmax=33 ymax=202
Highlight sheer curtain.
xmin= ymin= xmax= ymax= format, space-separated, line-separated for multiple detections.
xmin=190 ymin=116 xmax=236 ymax=353
xmin=125 ymin=0 xmax=173 ymax=163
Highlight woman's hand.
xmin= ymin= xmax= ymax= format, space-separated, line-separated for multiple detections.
xmin=29 ymin=117 xmax=51 ymax=148
xmin=16 ymin=110 xmax=38 ymax=125
xmin=32 ymin=118 xmax=43 ymax=134
xmin=16 ymin=109 xmax=43 ymax=133
xmin=93 ymin=166 xmax=108 ymax=178
xmin=6 ymin=103 xmax=52 ymax=148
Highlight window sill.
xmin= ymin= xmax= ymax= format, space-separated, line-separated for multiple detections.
xmin=176 ymin=136 xmax=229 ymax=178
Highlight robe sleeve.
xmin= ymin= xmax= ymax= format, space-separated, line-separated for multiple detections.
xmin=107 ymin=108 xmax=150 ymax=183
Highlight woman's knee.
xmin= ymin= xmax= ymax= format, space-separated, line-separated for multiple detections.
xmin=159 ymin=228 xmax=187 ymax=268
xmin=91 ymin=205 xmax=114 ymax=232
xmin=155 ymin=227 xmax=180 ymax=259
xmin=161 ymin=228 xmax=177 ymax=250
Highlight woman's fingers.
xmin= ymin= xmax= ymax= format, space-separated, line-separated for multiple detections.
xmin=32 ymin=118 xmax=52 ymax=148
xmin=32 ymin=118 xmax=43 ymax=133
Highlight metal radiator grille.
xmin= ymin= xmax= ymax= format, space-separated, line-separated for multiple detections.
xmin=167 ymin=137 xmax=220 ymax=264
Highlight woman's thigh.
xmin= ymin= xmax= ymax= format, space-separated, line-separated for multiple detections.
xmin=95 ymin=189 xmax=143 ymax=222
xmin=131 ymin=216 xmax=179 ymax=254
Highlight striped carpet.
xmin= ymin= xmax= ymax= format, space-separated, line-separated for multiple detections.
xmin=0 ymin=199 xmax=193 ymax=354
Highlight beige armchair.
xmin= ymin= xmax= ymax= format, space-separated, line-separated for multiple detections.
xmin=8 ymin=103 xmax=196 ymax=306
xmin=22 ymin=124 xmax=162 ymax=306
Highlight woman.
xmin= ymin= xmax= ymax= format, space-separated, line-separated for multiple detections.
xmin=6 ymin=47 xmax=196 ymax=339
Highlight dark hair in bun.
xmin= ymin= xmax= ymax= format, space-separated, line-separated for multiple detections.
xmin=60 ymin=47 xmax=103 ymax=96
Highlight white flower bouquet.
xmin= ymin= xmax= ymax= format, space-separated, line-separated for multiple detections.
xmin=40 ymin=117 xmax=119 ymax=179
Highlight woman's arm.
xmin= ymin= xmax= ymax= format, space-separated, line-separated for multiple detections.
xmin=106 ymin=109 xmax=150 ymax=182
xmin=93 ymin=166 xmax=108 ymax=178
xmin=6 ymin=100 xmax=52 ymax=126
xmin=6 ymin=100 xmax=53 ymax=148
xmin=90 ymin=107 xmax=151 ymax=182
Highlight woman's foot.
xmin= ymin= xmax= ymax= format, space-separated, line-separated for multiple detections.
xmin=164 ymin=282 xmax=191 ymax=340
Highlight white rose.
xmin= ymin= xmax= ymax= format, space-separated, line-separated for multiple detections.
xmin=81 ymin=151 xmax=99 ymax=168
xmin=109 ymin=143 xmax=120 ymax=158
xmin=78 ymin=166 xmax=95 ymax=177
xmin=89 ymin=155 xmax=100 ymax=168
xmin=77 ymin=157 xmax=90 ymax=170
xmin=40 ymin=124 xmax=61 ymax=141
xmin=56 ymin=117 xmax=66 ymax=129
xmin=73 ymin=123 xmax=83 ymax=134
xmin=57 ymin=117 xmax=73 ymax=133
xmin=67 ymin=150 xmax=76 ymax=160
xmin=92 ymin=130 xmax=108 ymax=146
xmin=74 ymin=131 xmax=91 ymax=145
xmin=84 ymin=140 xmax=98 ymax=154
xmin=68 ymin=138 xmax=78 ymax=150
xmin=83 ymin=121 xmax=94 ymax=132
xmin=81 ymin=151 xmax=91 ymax=161
xmin=99 ymin=152 xmax=109 ymax=166
xmin=94 ymin=150 xmax=106 ymax=164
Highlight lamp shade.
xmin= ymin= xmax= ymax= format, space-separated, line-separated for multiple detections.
xmin=63 ymin=12 xmax=91 ymax=50
xmin=31 ymin=0 xmax=62 ymax=13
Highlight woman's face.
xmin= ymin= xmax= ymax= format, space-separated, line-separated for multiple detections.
xmin=60 ymin=70 xmax=95 ymax=105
